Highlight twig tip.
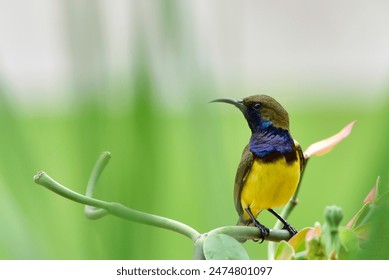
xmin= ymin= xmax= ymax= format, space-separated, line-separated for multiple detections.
xmin=102 ymin=151 xmax=112 ymax=158
xmin=34 ymin=171 xmax=46 ymax=183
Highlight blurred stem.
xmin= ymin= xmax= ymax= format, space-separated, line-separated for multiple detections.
xmin=268 ymin=158 xmax=310 ymax=260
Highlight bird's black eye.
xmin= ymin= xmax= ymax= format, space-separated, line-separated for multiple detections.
xmin=253 ymin=103 xmax=261 ymax=110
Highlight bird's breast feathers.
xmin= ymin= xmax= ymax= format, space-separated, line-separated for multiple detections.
xmin=240 ymin=150 xmax=301 ymax=221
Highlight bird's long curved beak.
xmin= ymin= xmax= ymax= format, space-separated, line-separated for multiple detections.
xmin=210 ymin=98 xmax=246 ymax=113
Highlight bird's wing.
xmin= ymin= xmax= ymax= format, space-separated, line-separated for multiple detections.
xmin=294 ymin=140 xmax=305 ymax=172
xmin=234 ymin=144 xmax=254 ymax=222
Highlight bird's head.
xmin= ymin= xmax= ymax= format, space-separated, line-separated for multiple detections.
xmin=211 ymin=94 xmax=290 ymax=133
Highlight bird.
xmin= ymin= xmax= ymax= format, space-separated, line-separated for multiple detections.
xmin=211 ymin=94 xmax=304 ymax=242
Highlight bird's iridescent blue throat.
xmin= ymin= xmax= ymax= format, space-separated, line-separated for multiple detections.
xmin=248 ymin=119 xmax=294 ymax=159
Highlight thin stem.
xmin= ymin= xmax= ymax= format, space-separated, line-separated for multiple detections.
xmin=193 ymin=226 xmax=292 ymax=260
xmin=193 ymin=235 xmax=206 ymax=260
xmin=209 ymin=226 xmax=291 ymax=242
xmin=105 ymin=202 xmax=200 ymax=241
xmin=84 ymin=151 xmax=111 ymax=219
xmin=34 ymin=151 xmax=298 ymax=260
xmin=34 ymin=171 xmax=200 ymax=241
xmin=85 ymin=151 xmax=111 ymax=198
xmin=34 ymin=170 xmax=293 ymax=247
xmin=34 ymin=171 xmax=108 ymax=209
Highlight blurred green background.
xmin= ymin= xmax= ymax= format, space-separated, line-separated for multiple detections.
xmin=0 ymin=1 xmax=388 ymax=259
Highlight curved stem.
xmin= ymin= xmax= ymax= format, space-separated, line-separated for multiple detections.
xmin=193 ymin=235 xmax=206 ymax=260
xmin=34 ymin=171 xmax=109 ymax=209
xmin=84 ymin=151 xmax=111 ymax=219
xmin=105 ymin=202 xmax=200 ymax=241
xmin=34 ymin=151 xmax=298 ymax=260
xmin=34 ymin=169 xmax=292 ymax=247
xmin=34 ymin=171 xmax=200 ymax=241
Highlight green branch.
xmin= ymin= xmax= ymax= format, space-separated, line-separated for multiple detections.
xmin=34 ymin=151 xmax=294 ymax=259
xmin=34 ymin=168 xmax=292 ymax=242
xmin=209 ymin=226 xmax=291 ymax=242
xmin=33 ymin=121 xmax=355 ymax=259
xmin=84 ymin=151 xmax=111 ymax=219
xmin=34 ymin=153 xmax=200 ymax=242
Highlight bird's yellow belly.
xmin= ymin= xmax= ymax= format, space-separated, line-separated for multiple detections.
xmin=241 ymin=156 xmax=300 ymax=221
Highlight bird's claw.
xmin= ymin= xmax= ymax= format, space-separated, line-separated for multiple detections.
xmin=282 ymin=223 xmax=298 ymax=237
xmin=258 ymin=226 xmax=270 ymax=244
xmin=252 ymin=220 xmax=270 ymax=243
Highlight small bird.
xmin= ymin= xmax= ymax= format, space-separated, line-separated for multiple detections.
xmin=212 ymin=95 xmax=304 ymax=241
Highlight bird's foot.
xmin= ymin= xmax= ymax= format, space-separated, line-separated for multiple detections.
xmin=282 ymin=223 xmax=298 ymax=237
xmin=252 ymin=220 xmax=270 ymax=243
xmin=245 ymin=206 xmax=270 ymax=243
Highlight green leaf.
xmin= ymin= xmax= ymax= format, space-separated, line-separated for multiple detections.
xmin=346 ymin=203 xmax=374 ymax=230
xmin=288 ymin=227 xmax=312 ymax=254
xmin=306 ymin=223 xmax=327 ymax=260
xmin=306 ymin=236 xmax=327 ymax=260
xmin=203 ymin=233 xmax=249 ymax=260
xmin=346 ymin=178 xmax=381 ymax=229
xmin=338 ymin=226 xmax=360 ymax=259
xmin=376 ymin=191 xmax=389 ymax=206
xmin=357 ymin=192 xmax=389 ymax=259
xmin=275 ymin=240 xmax=295 ymax=260
xmin=353 ymin=224 xmax=370 ymax=240
xmin=363 ymin=177 xmax=379 ymax=204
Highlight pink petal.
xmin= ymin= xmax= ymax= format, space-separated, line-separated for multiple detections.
xmin=345 ymin=177 xmax=378 ymax=228
xmin=306 ymin=222 xmax=321 ymax=241
xmin=363 ymin=177 xmax=379 ymax=204
xmin=345 ymin=215 xmax=356 ymax=229
xmin=304 ymin=121 xmax=356 ymax=159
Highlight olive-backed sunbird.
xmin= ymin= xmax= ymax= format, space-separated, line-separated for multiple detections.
xmin=212 ymin=95 xmax=304 ymax=241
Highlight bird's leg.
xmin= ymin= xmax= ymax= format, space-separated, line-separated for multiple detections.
xmin=245 ymin=207 xmax=269 ymax=243
xmin=268 ymin=208 xmax=298 ymax=237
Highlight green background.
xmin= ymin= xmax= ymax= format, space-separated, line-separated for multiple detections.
xmin=0 ymin=1 xmax=388 ymax=259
